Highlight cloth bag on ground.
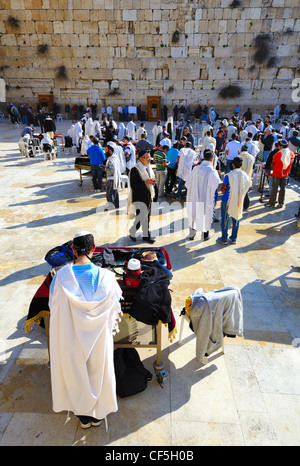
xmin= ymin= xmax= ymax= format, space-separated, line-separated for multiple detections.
xmin=113 ymin=348 xmax=152 ymax=398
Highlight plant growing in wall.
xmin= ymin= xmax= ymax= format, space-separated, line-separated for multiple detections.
xmin=6 ymin=16 xmax=21 ymax=28
xmin=253 ymin=33 xmax=271 ymax=65
xmin=37 ymin=44 xmax=49 ymax=55
xmin=218 ymin=85 xmax=243 ymax=99
xmin=229 ymin=0 xmax=242 ymax=7
xmin=56 ymin=65 xmax=68 ymax=80
xmin=171 ymin=31 xmax=180 ymax=44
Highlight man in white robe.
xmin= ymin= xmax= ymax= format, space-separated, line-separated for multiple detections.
xmin=85 ymin=117 xmax=95 ymax=137
xmin=217 ymin=157 xmax=251 ymax=245
xmin=73 ymin=121 xmax=83 ymax=148
xmin=239 ymin=145 xmax=255 ymax=210
xmin=175 ymin=142 xmax=197 ymax=199
xmin=123 ymin=135 xmax=136 ymax=173
xmin=201 ymin=130 xmax=216 ymax=154
xmin=127 ymin=120 xmax=136 ymax=140
xmin=117 ymin=122 xmax=126 ymax=140
xmin=49 ymin=231 xmax=122 ymax=429
xmin=152 ymin=120 xmax=162 ymax=145
xmin=186 ymin=150 xmax=220 ymax=241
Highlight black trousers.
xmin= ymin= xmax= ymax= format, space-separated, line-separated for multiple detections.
xmin=165 ymin=167 xmax=177 ymax=194
xmin=129 ymin=202 xmax=151 ymax=237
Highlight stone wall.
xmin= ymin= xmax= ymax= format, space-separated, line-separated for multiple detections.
xmin=0 ymin=0 xmax=299 ymax=115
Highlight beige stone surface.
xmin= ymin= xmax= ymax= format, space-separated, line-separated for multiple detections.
xmin=0 ymin=119 xmax=300 ymax=446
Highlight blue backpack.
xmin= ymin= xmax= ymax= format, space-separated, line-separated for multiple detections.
xmin=45 ymin=241 xmax=74 ymax=268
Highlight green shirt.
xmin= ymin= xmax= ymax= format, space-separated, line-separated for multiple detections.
xmin=154 ymin=149 xmax=167 ymax=173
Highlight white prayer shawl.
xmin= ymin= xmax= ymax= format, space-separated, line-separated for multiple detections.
xmin=107 ymin=152 xmax=122 ymax=190
xmin=127 ymin=160 xmax=155 ymax=217
xmin=49 ymin=263 xmax=122 ymax=419
xmin=209 ymin=107 xmax=216 ymax=123
xmin=73 ymin=122 xmax=83 ymax=147
xmin=136 ymin=126 xmax=147 ymax=141
xmin=239 ymin=129 xmax=248 ymax=142
xmin=202 ymin=124 xmax=213 ymax=137
xmin=160 ymin=137 xmax=172 ymax=148
xmin=177 ymin=147 xmax=197 ymax=181
xmin=108 ymin=142 xmax=126 ymax=174
xmin=166 ymin=116 xmax=173 ymax=133
xmin=124 ymin=142 xmax=136 ymax=170
xmin=152 ymin=124 xmax=162 ymax=143
xmin=117 ymin=122 xmax=126 ymax=140
xmin=81 ymin=135 xmax=90 ymax=155
xmin=67 ymin=124 xmax=75 ymax=139
xmin=240 ymin=151 xmax=255 ymax=178
xmin=227 ymin=168 xmax=252 ymax=221
xmin=85 ymin=118 xmax=95 ymax=137
xmin=280 ymin=148 xmax=291 ymax=170
xmin=127 ymin=121 xmax=136 ymax=140
xmin=186 ymin=161 xmax=220 ymax=232
xmin=246 ymin=140 xmax=260 ymax=158
xmin=201 ymin=135 xmax=216 ymax=153
xmin=206 ymin=144 xmax=218 ymax=170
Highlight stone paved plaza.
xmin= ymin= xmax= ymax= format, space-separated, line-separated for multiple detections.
xmin=0 ymin=118 xmax=300 ymax=446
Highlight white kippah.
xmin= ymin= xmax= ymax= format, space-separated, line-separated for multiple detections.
xmin=73 ymin=231 xmax=91 ymax=239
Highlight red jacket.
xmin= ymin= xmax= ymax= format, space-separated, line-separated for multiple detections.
xmin=272 ymin=150 xmax=294 ymax=178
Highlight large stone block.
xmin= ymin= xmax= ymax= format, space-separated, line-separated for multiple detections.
xmin=123 ymin=9 xmax=137 ymax=21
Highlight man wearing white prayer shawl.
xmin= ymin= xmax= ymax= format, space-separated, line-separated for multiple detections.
xmin=123 ymin=136 xmax=136 ymax=173
xmin=127 ymin=120 xmax=136 ymax=140
xmin=73 ymin=121 xmax=83 ymax=148
xmin=201 ymin=130 xmax=216 ymax=154
xmin=217 ymin=157 xmax=251 ymax=245
xmin=107 ymin=141 xmax=126 ymax=174
xmin=239 ymin=145 xmax=255 ymax=210
xmin=85 ymin=117 xmax=95 ymax=137
xmin=186 ymin=150 xmax=220 ymax=242
xmin=117 ymin=122 xmax=126 ymax=140
xmin=105 ymin=143 xmax=122 ymax=209
xmin=152 ymin=120 xmax=162 ymax=145
xmin=175 ymin=142 xmax=197 ymax=200
xmin=49 ymin=231 xmax=123 ymax=429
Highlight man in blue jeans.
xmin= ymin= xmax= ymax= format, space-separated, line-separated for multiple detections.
xmin=217 ymin=157 xmax=251 ymax=245
xmin=87 ymin=137 xmax=106 ymax=192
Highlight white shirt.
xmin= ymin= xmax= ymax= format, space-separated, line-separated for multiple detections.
xmin=226 ymin=140 xmax=241 ymax=160
xmin=159 ymin=137 xmax=172 ymax=148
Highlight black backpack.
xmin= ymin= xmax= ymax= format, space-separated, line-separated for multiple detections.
xmin=114 ymin=348 xmax=152 ymax=398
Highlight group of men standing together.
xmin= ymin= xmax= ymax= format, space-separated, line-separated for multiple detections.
xmin=67 ymin=107 xmax=298 ymax=246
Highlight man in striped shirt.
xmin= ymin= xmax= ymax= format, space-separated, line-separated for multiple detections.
xmin=153 ymin=144 xmax=169 ymax=197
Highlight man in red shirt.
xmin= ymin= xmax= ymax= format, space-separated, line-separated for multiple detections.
xmin=266 ymin=140 xmax=294 ymax=208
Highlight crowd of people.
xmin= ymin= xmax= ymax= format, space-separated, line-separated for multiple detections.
xmin=13 ymin=99 xmax=300 ymax=243
xmin=62 ymin=103 xmax=299 ymax=244
xmin=11 ymin=99 xmax=300 ymax=431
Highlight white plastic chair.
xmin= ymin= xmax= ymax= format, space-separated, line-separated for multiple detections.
xmin=57 ymin=113 xmax=63 ymax=122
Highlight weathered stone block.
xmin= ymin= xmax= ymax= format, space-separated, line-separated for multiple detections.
xmin=123 ymin=9 xmax=137 ymax=21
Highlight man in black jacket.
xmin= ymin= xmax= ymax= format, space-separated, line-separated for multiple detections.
xmin=128 ymin=151 xmax=156 ymax=244
xmin=43 ymin=115 xmax=56 ymax=137
xmin=260 ymin=128 xmax=274 ymax=162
